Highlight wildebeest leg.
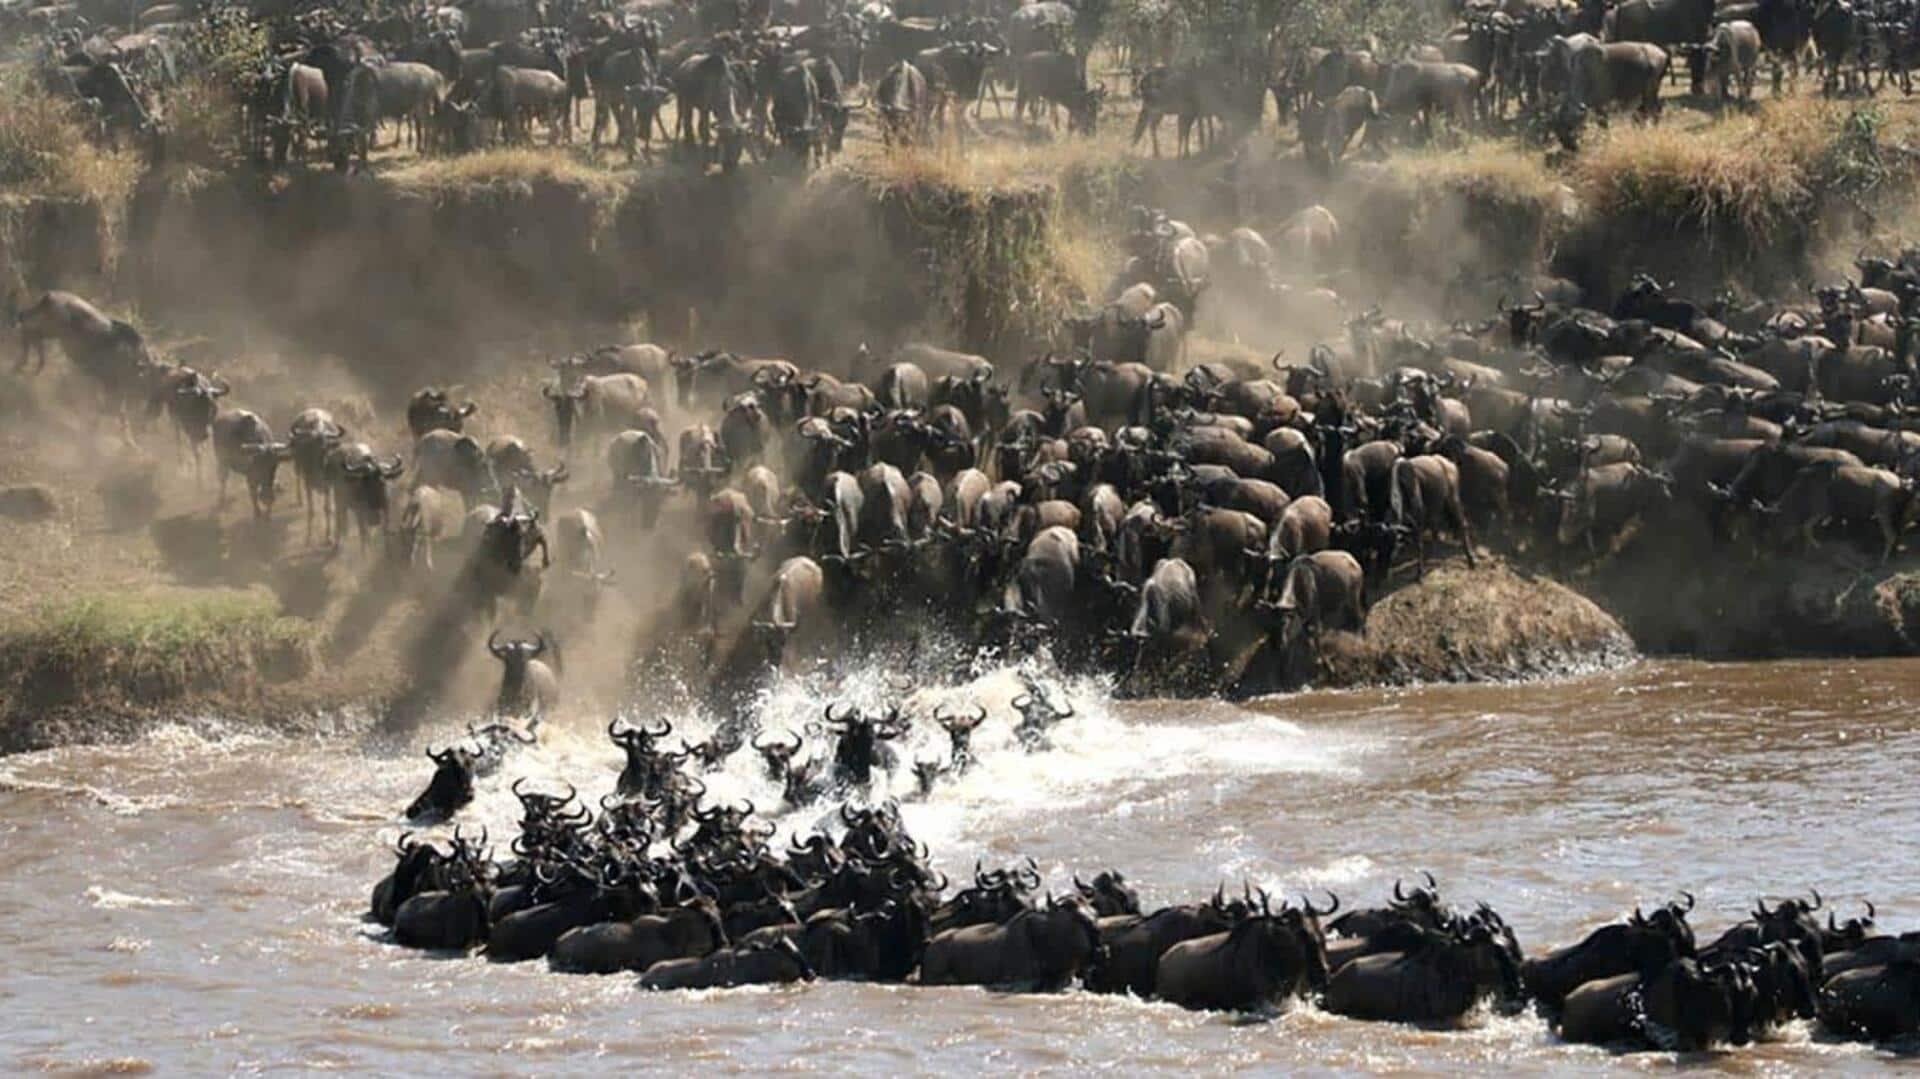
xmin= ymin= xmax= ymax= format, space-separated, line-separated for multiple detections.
xmin=1452 ymin=497 xmax=1477 ymax=567
xmin=217 ymin=466 xmax=229 ymax=510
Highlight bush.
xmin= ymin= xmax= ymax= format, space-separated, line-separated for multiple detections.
xmin=164 ymin=7 xmax=272 ymax=169
xmin=0 ymin=591 xmax=313 ymax=709
xmin=0 ymin=71 xmax=141 ymax=203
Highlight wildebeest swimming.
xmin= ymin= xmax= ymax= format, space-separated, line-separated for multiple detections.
xmin=369 ymin=743 xmax=1905 ymax=1049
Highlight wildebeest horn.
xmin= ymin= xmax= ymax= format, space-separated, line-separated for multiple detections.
xmin=1807 ymin=888 xmax=1823 ymax=911
xmin=825 ymin=702 xmax=856 ymax=724
xmin=487 ymin=630 xmax=508 ymax=658
xmin=1303 ymin=891 xmax=1339 ymax=917
xmin=1679 ymin=890 xmax=1696 ymax=913
xmin=1394 ymin=878 xmax=1407 ymax=902
xmin=1422 ymin=870 xmax=1438 ymax=892
xmin=1755 ymin=897 xmax=1774 ymax=918
xmin=1866 ymin=899 xmax=1877 ymax=920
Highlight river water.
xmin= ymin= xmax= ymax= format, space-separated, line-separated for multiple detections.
xmin=4 ymin=657 xmax=1918 ymax=1074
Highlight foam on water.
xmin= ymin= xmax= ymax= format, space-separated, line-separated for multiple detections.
xmin=349 ymin=654 xmax=1375 ymax=875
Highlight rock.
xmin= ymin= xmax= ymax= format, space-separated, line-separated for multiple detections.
xmin=0 ymin=483 xmax=57 ymax=522
xmin=1316 ymin=558 xmax=1634 ymax=688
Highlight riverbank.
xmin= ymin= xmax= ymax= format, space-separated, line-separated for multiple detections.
xmin=9 ymin=85 xmax=1920 ymax=752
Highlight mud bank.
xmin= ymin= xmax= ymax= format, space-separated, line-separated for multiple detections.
xmin=0 ymin=589 xmax=372 ymax=755
xmin=6 ymin=162 xmax=1076 ymax=386
xmin=1580 ymin=548 xmax=1920 ymax=660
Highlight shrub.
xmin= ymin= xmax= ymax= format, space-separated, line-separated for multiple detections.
xmin=0 ymin=591 xmax=313 ymax=709
xmin=0 ymin=70 xmax=141 ymax=203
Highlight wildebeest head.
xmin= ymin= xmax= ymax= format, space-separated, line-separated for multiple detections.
xmin=933 ymin=703 xmax=987 ymax=769
xmin=825 ymin=702 xmax=909 ymax=786
xmin=169 ymin=369 xmax=229 ymax=431
xmin=514 ymin=463 xmax=569 ymax=517
xmin=911 ymin=756 xmax=945 ymax=797
xmin=488 ymin=628 xmax=550 ymax=682
xmin=1640 ymin=957 xmax=1749 ymax=1051
xmin=482 ymin=493 xmax=546 ymax=575
xmin=609 ymin=717 xmax=674 ymax=796
xmin=1741 ymin=940 xmax=1819 ymax=1030
xmin=751 ymin=729 xmax=802 ymax=779
xmin=1823 ymin=900 xmax=1877 ymax=953
xmin=239 ymin=440 xmax=295 ymax=515
xmin=1072 ymin=870 xmax=1142 ymax=917
xmin=749 ymin=362 xmax=805 ymax=424
xmin=1628 ymin=891 xmax=1699 ymax=958
xmin=408 ymin=386 xmax=477 ymax=438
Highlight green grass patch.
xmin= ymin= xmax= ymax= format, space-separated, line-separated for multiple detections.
xmin=0 ymin=590 xmax=313 ymax=711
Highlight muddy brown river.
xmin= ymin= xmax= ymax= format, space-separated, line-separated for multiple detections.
xmin=4 ymin=657 xmax=1917 ymax=1073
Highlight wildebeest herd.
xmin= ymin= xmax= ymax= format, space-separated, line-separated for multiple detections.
xmin=16 ymin=202 xmax=1920 ymax=711
xmin=22 ymin=0 xmax=1920 ymax=176
xmin=369 ymin=768 xmax=1919 ymax=1049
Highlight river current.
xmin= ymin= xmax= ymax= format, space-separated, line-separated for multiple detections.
xmin=4 ymin=657 xmax=1917 ymax=1074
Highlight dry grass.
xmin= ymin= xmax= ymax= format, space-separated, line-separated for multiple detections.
xmin=0 ymin=71 xmax=141 ymax=205
xmin=386 ymin=146 xmax=632 ymax=200
xmin=847 ymin=123 xmax=1140 ymax=193
xmin=1383 ymin=139 xmax=1566 ymax=211
xmin=1572 ymin=98 xmax=1827 ymax=235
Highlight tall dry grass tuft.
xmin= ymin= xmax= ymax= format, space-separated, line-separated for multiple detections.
xmin=1570 ymin=98 xmax=1837 ymax=239
xmin=0 ymin=71 xmax=141 ymax=205
xmin=1383 ymin=140 xmax=1565 ymax=210
xmin=848 ymin=125 xmax=1140 ymax=192
xmin=387 ymin=146 xmax=631 ymax=200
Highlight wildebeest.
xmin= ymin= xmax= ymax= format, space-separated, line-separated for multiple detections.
xmin=1700 ymin=19 xmax=1762 ymax=102
xmin=404 ymin=745 xmax=477 ymax=822
xmin=544 ymin=373 xmax=651 ymax=454
xmin=639 ymin=937 xmax=816 ymax=989
xmin=874 ymin=59 xmax=934 ymax=144
xmin=1156 ymin=893 xmax=1336 ymax=1012
xmin=1323 ymin=913 xmax=1524 ymax=1022
xmin=488 ymin=630 xmax=561 ymax=718
xmin=329 ymin=60 xmax=451 ymax=169
xmin=1381 ymin=60 xmax=1484 ymax=140
xmin=486 ymin=65 xmax=572 ymax=144
xmin=1015 ymin=50 xmax=1105 ymax=134
xmin=211 ymin=409 xmax=293 ymax=519
xmin=918 ymin=895 xmax=1104 ymax=989
xmin=407 ymin=387 xmax=478 ymax=439
xmin=328 ymin=442 xmax=407 ymax=548
xmin=397 ymin=483 xmax=467 ymax=570
xmin=1765 ymin=462 xmax=1916 ymax=564
xmin=548 ymin=897 xmax=727 ymax=975
xmin=288 ymin=408 xmax=346 ymax=538
xmin=1522 ymin=895 xmax=1697 ymax=1012
xmin=1550 ymin=35 xmax=1668 ymax=143
xmin=1603 ymin=0 xmax=1716 ymax=47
